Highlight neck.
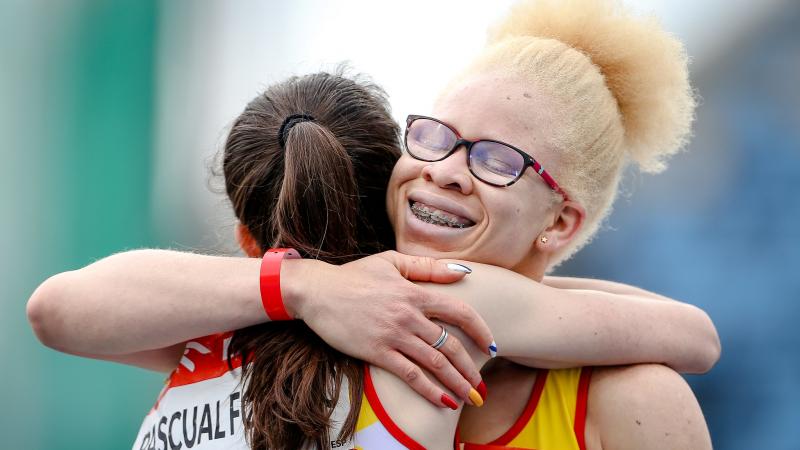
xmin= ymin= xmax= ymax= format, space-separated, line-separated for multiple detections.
xmin=511 ymin=252 xmax=548 ymax=282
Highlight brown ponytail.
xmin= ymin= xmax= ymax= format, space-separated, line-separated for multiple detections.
xmin=221 ymin=69 xmax=401 ymax=449
xmin=275 ymin=121 xmax=359 ymax=261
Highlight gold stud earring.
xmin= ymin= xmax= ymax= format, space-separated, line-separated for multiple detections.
xmin=540 ymin=235 xmax=548 ymax=244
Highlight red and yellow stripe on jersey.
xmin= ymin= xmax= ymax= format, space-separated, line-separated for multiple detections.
xmin=352 ymin=366 xmax=431 ymax=449
xmin=459 ymin=368 xmax=592 ymax=450
xmin=352 ymin=367 xmax=592 ymax=450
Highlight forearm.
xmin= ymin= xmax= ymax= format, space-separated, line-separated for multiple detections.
xmin=27 ymin=249 xmax=277 ymax=355
xmin=25 ymin=248 xmax=493 ymax=405
xmin=504 ymin=290 xmax=719 ymax=373
xmin=542 ymin=275 xmax=673 ymax=301
xmin=424 ymin=262 xmax=720 ymax=373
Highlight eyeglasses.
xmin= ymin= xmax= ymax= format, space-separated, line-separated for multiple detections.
xmin=404 ymin=115 xmax=568 ymax=200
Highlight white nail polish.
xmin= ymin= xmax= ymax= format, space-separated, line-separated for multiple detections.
xmin=447 ymin=263 xmax=472 ymax=274
xmin=488 ymin=341 xmax=498 ymax=358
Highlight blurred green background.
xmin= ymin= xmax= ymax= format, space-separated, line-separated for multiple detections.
xmin=2 ymin=1 xmax=798 ymax=449
xmin=1 ymin=2 xmax=165 ymax=449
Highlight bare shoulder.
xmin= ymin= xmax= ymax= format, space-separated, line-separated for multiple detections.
xmin=584 ymin=364 xmax=712 ymax=450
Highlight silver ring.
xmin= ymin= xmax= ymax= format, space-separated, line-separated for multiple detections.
xmin=431 ymin=326 xmax=449 ymax=350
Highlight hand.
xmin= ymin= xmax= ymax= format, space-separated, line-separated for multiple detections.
xmin=283 ymin=251 xmax=494 ymax=408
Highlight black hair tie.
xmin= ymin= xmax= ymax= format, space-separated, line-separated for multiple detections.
xmin=278 ymin=114 xmax=315 ymax=149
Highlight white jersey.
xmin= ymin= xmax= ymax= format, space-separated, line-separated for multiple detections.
xmin=131 ymin=332 xmax=353 ymax=450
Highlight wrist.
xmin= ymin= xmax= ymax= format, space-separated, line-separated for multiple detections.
xmin=259 ymin=248 xmax=301 ymax=320
xmin=280 ymin=258 xmax=326 ymax=320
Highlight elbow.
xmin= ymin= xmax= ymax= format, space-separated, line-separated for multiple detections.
xmin=698 ymin=327 xmax=722 ymax=374
xmin=685 ymin=307 xmax=722 ymax=374
xmin=27 ymin=272 xmax=75 ymax=352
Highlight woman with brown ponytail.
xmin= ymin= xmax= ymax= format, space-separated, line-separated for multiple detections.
xmin=29 ymin=1 xmax=718 ymax=449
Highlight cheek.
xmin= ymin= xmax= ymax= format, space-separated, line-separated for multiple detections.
xmin=393 ymin=153 xmax=422 ymax=177
xmin=389 ymin=155 xmax=424 ymax=192
xmin=386 ymin=155 xmax=421 ymax=223
xmin=483 ymin=187 xmax=550 ymax=245
xmin=484 ymin=189 xmax=526 ymax=226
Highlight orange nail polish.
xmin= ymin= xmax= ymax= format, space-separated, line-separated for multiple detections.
xmin=468 ymin=388 xmax=484 ymax=407
xmin=441 ymin=393 xmax=458 ymax=410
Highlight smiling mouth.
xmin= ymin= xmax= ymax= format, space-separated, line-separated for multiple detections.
xmin=409 ymin=201 xmax=475 ymax=229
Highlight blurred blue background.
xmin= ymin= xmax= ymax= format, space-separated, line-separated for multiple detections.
xmin=1 ymin=1 xmax=798 ymax=449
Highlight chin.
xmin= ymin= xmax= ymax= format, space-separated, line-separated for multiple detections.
xmin=395 ymin=239 xmax=459 ymax=259
xmin=395 ymin=240 xmax=440 ymax=258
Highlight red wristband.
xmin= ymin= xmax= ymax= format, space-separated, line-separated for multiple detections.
xmin=259 ymin=248 xmax=301 ymax=321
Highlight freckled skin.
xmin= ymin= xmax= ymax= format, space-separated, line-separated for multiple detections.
xmin=584 ymin=364 xmax=713 ymax=449
xmin=387 ymin=72 xmax=562 ymax=278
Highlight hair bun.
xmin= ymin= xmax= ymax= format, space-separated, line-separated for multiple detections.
xmin=488 ymin=0 xmax=696 ymax=173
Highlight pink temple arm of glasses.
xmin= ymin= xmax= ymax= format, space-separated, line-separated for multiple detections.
xmin=531 ymin=160 xmax=569 ymax=201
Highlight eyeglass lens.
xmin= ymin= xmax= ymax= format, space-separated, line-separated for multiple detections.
xmin=406 ymin=118 xmax=525 ymax=185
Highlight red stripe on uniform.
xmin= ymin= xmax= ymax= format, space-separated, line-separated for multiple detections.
xmin=574 ymin=367 xmax=593 ymax=450
xmin=363 ymin=366 xmax=426 ymax=450
xmin=488 ymin=370 xmax=549 ymax=446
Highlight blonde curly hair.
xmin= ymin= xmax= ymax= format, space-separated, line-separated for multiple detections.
xmin=443 ymin=0 xmax=697 ymax=268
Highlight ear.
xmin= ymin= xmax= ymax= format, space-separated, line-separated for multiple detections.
xmin=536 ymin=200 xmax=585 ymax=254
xmin=235 ymin=223 xmax=263 ymax=258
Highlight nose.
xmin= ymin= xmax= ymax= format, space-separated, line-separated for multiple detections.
xmin=420 ymin=146 xmax=475 ymax=195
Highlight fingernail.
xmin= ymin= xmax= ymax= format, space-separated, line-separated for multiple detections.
xmin=488 ymin=341 xmax=497 ymax=358
xmin=468 ymin=388 xmax=484 ymax=407
xmin=476 ymin=381 xmax=487 ymax=401
xmin=441 ymin=393 xmax=459 ymax=410
xmin=447 ymin=263 xmax=472 ymax=274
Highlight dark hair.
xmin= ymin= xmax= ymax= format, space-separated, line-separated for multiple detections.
xmin=222 ymin=69 xmax=401 ymax=449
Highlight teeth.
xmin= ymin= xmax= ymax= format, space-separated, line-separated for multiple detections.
xmin=410 ymin=202 xmax=467 ymax=228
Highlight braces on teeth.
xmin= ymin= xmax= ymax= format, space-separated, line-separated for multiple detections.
xmin=411 ymin=203 xmax=467 ymax=228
